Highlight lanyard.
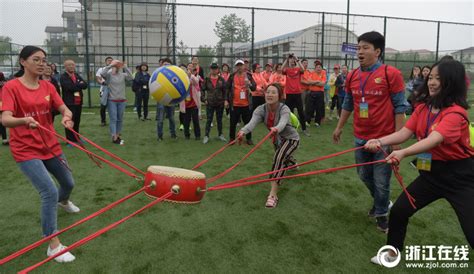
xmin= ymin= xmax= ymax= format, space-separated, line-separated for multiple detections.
xmin=425 ymin=106 xmax=442 ymax=138
xmin=358 ymin=68 xmax=375 ymax=102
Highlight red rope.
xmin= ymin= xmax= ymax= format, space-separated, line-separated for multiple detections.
xmin=208 ymin=160 xmax=387 ymax=191
xmin=378 ymin=146 xmax=417 ymax=209
xmin=192 ymin=139 xmax=237 ymax=170
xmin=71 ymin=130 xmax=103 ymax=168
xmin=206 ymin=131 xmax=274 ymax=184
xmin=37 ymin=125 xmax=73 ymax=173
xmin=36 ymin=125 xmax=142 ymax=179
xmin=211 ymin=146 xmax=363 ymax=188
xmin=68 ymin=128 xmax=146 ymax=175
xmin=0 ymin=186 xmax=148 ymax=266
xmin=18 ymin=192 xmax=172 ymax=274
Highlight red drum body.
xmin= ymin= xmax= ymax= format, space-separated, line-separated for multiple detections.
xmin=144 ymin=166 xmax=206 ymax=203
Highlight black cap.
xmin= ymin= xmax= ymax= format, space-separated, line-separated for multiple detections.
xmin=210 ymin=63 xmax=219 ymax=69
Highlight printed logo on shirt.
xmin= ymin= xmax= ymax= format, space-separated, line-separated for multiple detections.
xmin=44 ymin=95 xmax=50 ymax=101
xmin=374 ymin=77 xmax=382 ymax=84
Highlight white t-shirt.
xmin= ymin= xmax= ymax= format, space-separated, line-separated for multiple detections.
xmin=96 ymin=67 xmax=105 ymax=93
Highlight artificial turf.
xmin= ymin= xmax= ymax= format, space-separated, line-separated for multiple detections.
xmin=0 ymin=108 xmax=472 ymax=273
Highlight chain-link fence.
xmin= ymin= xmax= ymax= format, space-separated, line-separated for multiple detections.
xmin=0 ymin=0 xmax=473 ymax=107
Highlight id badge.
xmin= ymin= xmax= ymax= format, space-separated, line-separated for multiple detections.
xmin=74 ymin=92 xmax=80 ymax=97
xmin=359 ymin=102 xmax=369 ymax=118
xmin=416 ymin=153 xmax=432 ymax=171
xmin=240 ymin=91 xmax=246 ymax=100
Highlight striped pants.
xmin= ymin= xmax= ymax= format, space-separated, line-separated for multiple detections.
xmin=270 ymin=139 xmax=300 ymax=185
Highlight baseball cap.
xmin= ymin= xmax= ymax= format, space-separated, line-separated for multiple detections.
xmin=314 ymin=59 xmax=322 ymax=66
xmin=235 ymin=59 xmax=244 ymax=66
xmin=210 ymin=63 xmax=219 ymax=69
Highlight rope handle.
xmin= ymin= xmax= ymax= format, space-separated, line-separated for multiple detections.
xmin=18 ymin=192 xmax=172 ymax=274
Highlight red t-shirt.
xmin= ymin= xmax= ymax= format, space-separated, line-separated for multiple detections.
xmin=1 ymin=79 xmax=64 ymax=162
xmin=283 ymin=67 xmax=303 ymax=94
xmin=232 ymin=74 xmax=249 ymax=107
xmin=405 ymin=104 xmax=474 ymax=161
xmin=221 ymin=72 xmax=230 ymax=82
xmin=345 ymin=64 xmax=405 ymax=140
xmin=185 ymin=84 xmax=197 ymax=109
xmin=210 ymin=77 xmax=218 ymax=88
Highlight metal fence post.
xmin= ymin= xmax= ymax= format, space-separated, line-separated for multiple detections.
xmin=321 ymin=12 xmax=325 ymax=65
xmin=84 ymin=0 xmax=92 ymax=107
xmin=121 ymin=0 xmax=125 ymax=61
xmin=172 ymin=3 xmax=176 ymax=64
xmin=9 ymin=42 xmax=13 ymax=74
xmin=251 ymin=7 xmax=255 ymax=65
xmin=435 ymin=21 xmax=440 ymax=61
xmin=344 ymin=0 xmax=350 ymax=66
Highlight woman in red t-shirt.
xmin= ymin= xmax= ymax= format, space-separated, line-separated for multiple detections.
xmin=1 ymin=46 xmax=80 ymax=263
xmin=365 ymin=60 xmax=474 ymax=264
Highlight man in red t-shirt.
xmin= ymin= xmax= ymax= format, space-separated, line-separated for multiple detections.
xmin=282 ymin=54 xmax=309 ymax=136
xmin=225 ymin=59 xmax=256 ymax=144
xmin=332 ymin=31 xmax=407 ymax=233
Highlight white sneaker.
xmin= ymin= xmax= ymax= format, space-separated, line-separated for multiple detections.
xmin=47 ymin=244 xmax=76 ymax=263
xmin=370 ymin=251 xmax=397 ymax=266
xmin=203 ymin=136 xmax=209 ymax=144
xmin=58 ymin=201 xmax=80 ymax=213
xmin=218 ymin=135 xmax=227 ymax=142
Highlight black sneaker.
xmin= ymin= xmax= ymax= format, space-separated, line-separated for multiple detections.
xmin=376 ymin=216 xmax=389 ymax=233
xmin=368 ymin=207 xmax=376 ymax=218
xmin=368 ymin=201 xmax=393 ymax=218
xmin=246 ymin=139 xmax=254 ymax=145
xmin=185 ymin=135 xmax=190 ymax=140
xmin=157 ymin=136 xmax=163 ymax=141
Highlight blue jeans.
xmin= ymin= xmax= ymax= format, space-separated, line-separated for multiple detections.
xmin=107 ymin=100 xmax=127 ymax=137
xmin=354 ymin=138 xmax=392 ymax=217
xmin=156 ymin=104 xmax=176 ymax=138
xmin=18 ymin=154 xmax=75 ymax=236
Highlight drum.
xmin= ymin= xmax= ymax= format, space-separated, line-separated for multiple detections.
xmin=143 ymin=166 xmax=206 ymax=203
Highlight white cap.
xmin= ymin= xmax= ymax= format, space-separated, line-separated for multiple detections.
xmin=234 ymin=59 xmax=244 ymax=66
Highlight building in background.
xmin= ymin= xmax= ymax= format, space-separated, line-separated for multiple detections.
xmin=225 ymin=24 xmax=358 ymax=69
xmin=45 ymin=0 xmax=173 ymax=72
xmin=452 ymin=47 xmax=474 ymax=72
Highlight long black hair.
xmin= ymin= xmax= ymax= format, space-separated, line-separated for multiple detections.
xmin=14 ymin=45 xmax=47 ymax=78
xmin=409 ymin=65 xmax=422 ymax=80
xmin=416 ymin=60 xmax=469 ymax=110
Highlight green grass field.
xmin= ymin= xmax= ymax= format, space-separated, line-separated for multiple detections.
xmin=0 ymin=108 xmax=473 ymax=273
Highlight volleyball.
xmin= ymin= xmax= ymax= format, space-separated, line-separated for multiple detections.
xmin=149 ymin=65 xmax=190 ymax=105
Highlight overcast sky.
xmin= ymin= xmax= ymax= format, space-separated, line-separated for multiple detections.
xmin=0 ymin=0 xmax=472 ymax=52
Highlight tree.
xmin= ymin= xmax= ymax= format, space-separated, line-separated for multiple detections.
xmin=0 ymin=36 xmax=12 ymax=64
xmin=195 ymin=45 xmax=216 ymax=74
xmin=214 ymin=13 xmax=251 ymax=47
xmin=176 ymin=40 xmax=189 ymax=66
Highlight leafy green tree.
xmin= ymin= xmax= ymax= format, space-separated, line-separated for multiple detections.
xmin=195 ymin=45 xmax=216 ymax=74
xmin=177 ymin=40 xmax=189 ymax=66
xmin=214 ymin=13 xmax=250 ymax=47
xmin=0 ymin=36 xmax=12 ymax=64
